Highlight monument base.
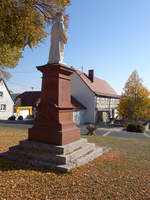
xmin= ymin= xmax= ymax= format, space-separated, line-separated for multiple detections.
xmin=29 ymin=124 xmax=80 ymax=146
xmin=0 ymin=139 xmax=111 ymax=172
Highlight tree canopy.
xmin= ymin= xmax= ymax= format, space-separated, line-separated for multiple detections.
xmin=0 ymin=0 xmax=70 ymax=78
xmin=118 ymin=70 xmax=150 ymax=122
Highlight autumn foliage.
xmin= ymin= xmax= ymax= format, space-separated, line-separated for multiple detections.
xmin=0 ymin=0 xmax=70 ymax=78
xmin=118 ymin=70 xmax=150 ymax=123
xmin=1 ymin=128 xmax=150 ymax=199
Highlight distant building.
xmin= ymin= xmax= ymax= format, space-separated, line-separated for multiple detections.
xmin=71 ymin=69 xmax=119 ymax=124
xmin=0 ymin=79 xmax=14 ymax=120
xmin=14 ymin=91 xmax=86 ymax=124
xmin=14 ymin=91 xmax=41 ymax=119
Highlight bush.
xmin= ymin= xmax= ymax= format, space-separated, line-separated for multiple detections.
xmin=136 ymin=124 xmax=145 ymax=133
xmin=127 ymin=124 xmax=136 ymax=132
xmin=127 ymin=123 xmax=145 ymax=133
xmin=18 ymin=116 xmax=23 ymax=120
xmin=8 ymin=115 xmax=16 ymax=120
xmin=87 ymin=124 xmax=97 ymax=135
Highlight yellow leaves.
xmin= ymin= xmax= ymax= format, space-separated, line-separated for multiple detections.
xmin=55 ymin=0 xmax=70 ymax=7
xmin=1 ymin=130 xmax=150 ymax=199
xmin=0 ymin=45 xmax=22 ymax=67
xmin=0 ymin=0 xmax=47 ymax=69
xmin=0 ymin=0 xmax=70 ymax=72
xmin=45 ymin=0 xmax=70 ymax=8
xmin=118 ymin=70 xmax=150 ymax=121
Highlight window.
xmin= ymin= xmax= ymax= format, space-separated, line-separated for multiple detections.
xmin=0 ymin=92 xmax=3 ymax=97
xmin=0 ymin=104 xmax=6 ymax=111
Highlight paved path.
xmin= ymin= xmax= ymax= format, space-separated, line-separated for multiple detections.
xmin=143 ymin=132 xmax=150 ymax=138
xmin=98 ymin=128 xmax=150 ymax=139
xmin=0 ymin=122 xmax=33 ymax=129
xmin=81 ymin=125 xmax=150 ymax=140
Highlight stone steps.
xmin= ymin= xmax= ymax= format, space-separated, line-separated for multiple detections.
xmin=57 ymin=147 xmax=104 ymax=172
xmin=1 ymin=139 xmax=111 ymax=172
xmin=19 ymin=138 xmax=87 ymax=155
xmin=2 ymin=147 xmax=107 ymax=173
xmin=60 ymin=143 xmax=96 ymax=164
xmin=9 ymin=142 xmax=97 ymax=165
xmin=0 ymin=152 xmax=57 ymax=170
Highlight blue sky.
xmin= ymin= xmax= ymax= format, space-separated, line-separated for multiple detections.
xmin=7 ymin=0 xmax=150 ymax=94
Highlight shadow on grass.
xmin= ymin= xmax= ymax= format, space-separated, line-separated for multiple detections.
xmin=0 ymin=154 xmax=69 ymax=175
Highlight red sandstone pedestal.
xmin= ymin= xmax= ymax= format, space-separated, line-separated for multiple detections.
xmin=28 ymin=63 xmax=80 ymax=145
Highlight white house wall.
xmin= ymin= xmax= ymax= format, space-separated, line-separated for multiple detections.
xmin=73 ymin=110 xmax=85 ymax=125
xmin=71 ymin=73 xmax=95 ymax=124
xmin=0 ymin=81 xmax=14 ymax=120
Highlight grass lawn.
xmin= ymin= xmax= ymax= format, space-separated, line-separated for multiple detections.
xmin=0 ymin=127 xmax=150 ymax=199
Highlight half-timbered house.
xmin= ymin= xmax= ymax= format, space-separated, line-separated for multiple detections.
xmin=71 ymin=69 xmax=119 ymax=124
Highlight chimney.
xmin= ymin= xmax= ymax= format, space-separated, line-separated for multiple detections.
xmin=88 ymin=69 xmax=94 ymax=82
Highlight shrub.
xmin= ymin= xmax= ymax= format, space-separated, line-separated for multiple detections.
xmin=18 ymin=116 xmax=23 ymax=120
xmin=127 ymin=124 xmax=137 ymax=132
xmin=136 ymin=124 xmax=145 ymax=133
xmin=127 ymin=123 xmax=145 ymax=133
xmin=87 ymin=124 xmax=97 ymax=135
xmin=8 ymin=115 xmax=16 ymax=120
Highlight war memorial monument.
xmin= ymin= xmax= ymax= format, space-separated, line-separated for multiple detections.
xmin=1 ymin=4 xmax=109 ymax=172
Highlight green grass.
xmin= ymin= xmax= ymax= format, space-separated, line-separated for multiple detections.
xmin=0 ymin=127 xmax=150 ymax=199
xmin=86 ymin=135 xmax=150 ymax=162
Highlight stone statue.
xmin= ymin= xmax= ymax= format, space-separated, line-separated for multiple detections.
xmin=48 ymin=12 xmax=67 ymax=64
xmin=38 ymin=2 xmax=68 ymax=64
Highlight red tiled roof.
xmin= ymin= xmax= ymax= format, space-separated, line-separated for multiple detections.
xmin=75 ymin=70 xmax=119 ymax=98
xmin=15 ymin=91 xmax=86 ymax=110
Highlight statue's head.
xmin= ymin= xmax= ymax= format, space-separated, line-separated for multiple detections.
xmin=55 ymin=12 xmax=64 ymax=22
